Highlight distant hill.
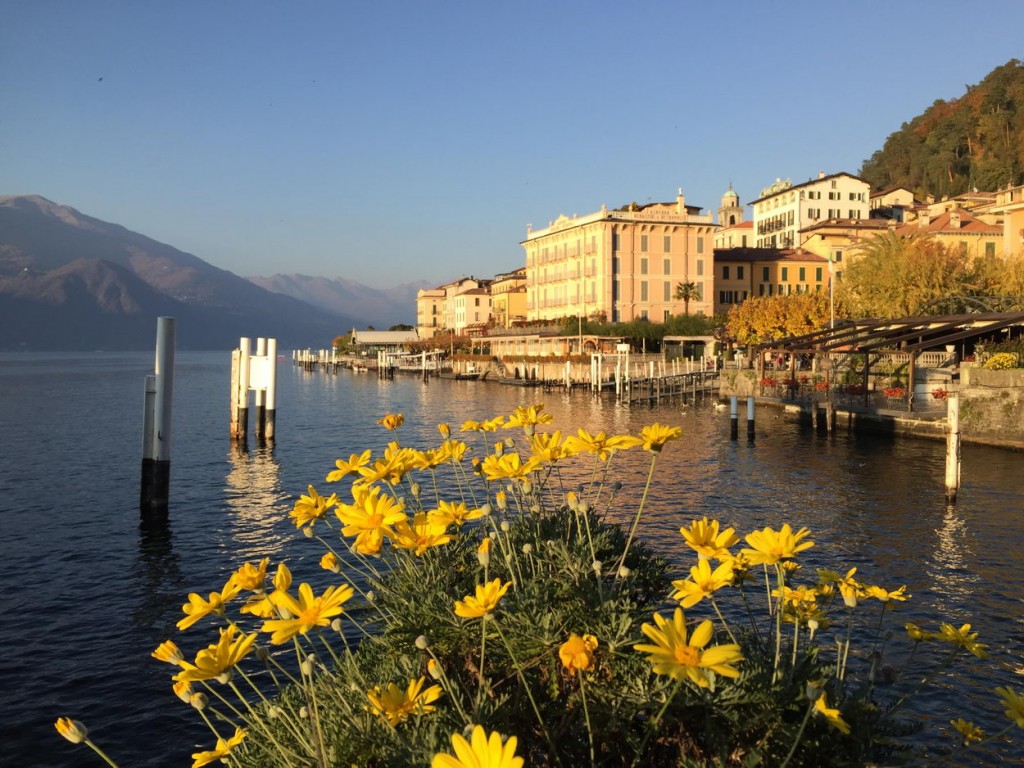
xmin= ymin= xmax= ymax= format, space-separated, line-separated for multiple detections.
xmin=247 ymin=274 xmax=428 ymax=330
xmin=0 ymin=195 xmax=363 ymax=350
xmin=860 ymin=59 xmax=1024 ymax=198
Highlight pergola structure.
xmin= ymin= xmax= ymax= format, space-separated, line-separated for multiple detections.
xmin=752 ymin=311 xmax=1024 ymax=411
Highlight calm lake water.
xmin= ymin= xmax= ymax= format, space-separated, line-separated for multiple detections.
xmin=1 ymin=351 xmax=1022 ymax=766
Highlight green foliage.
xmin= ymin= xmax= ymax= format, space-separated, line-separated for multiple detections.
xmin=860 ymin=59 xmax=1024 ymax=197
xmin=840 ymin=232 xmax=975 ymax=318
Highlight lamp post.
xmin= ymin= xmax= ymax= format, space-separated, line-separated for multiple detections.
xmin=828 ymin=252 xmax=835 ymax=329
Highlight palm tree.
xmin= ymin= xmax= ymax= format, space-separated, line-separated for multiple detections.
xmin=674 ymin=280 xmax=700 ymax=316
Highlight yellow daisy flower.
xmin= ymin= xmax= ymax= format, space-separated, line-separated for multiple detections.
xmin=428 ymin=500 xmax=485 ymax=528
xmin=152 ymin=639 xmax=184 ymax=665
xmin=863 ymin=584 xmax=910 ymax=603
xmin=174 ymin=625 xmax=258 ymax=683
xmin=391 ymin=513 xmax=454 ymax=555
xmin=635 ymin=608 xmax=742 ymax=688
xmin=455 ymin=578 xmax=511 ymax=619
xmin=680 ymin=517 xmax=739 ymax=560
xmin=951 ymin=718 xmax=984 ymax=744
xmin=230 ymin=557 xmax=270 ymax=592
xmin=190 ymin=727 xmax=246 ymax=768
xmin=262 ymin=582 xmax=355 ymax=644
xmin=335 ymin=484 xmax=408 ymax=556
xmin=431 ymin=725 xmax=523 ymax=768
xmin=563 ymin=428 xmax=642 ymax=460
xmin=559 ymin=633 xmax=598 ymax=673
xmin=377 ymin=412 xmax=405 ymax=430
xmin=742 ymin=523 xmax=814 ymax=566
xmin=504 ymin=404 xmax=554 ymax=431
xmin=326 ymin=449 xmax=372 ymax=482
xmin=936 ymin=623 xmax=988 ymax=658
xmin=813 ymin=692 xmax=851 ymax=735
xmin=671 ymin=558 xmax=734 ymax=608
xmin=996 ymin=686 xmax=1024 ymax=729
xmin=176 ymin=577 xmax=241 ymax=631
xmin=289 ymin=484 xmax=340 ymax=529
xmin=480 ymin=452 xmax=538 ymax=482
xmin=320 ymin=552 xmax=340 ymax=572
xmin=638 ymin=422 xmax=682 ymax=452
xmin=366 ymin=676 xmax=443 ymax=725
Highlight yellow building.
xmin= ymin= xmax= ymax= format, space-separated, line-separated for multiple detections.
xmin=713 ymin=247 xmax=830 ymax=315
xmin=799 ymin=217 xmax=892 ymax=272
xmin=489 ymin=268 xmax=528 ymax=328
xmin=752 ymin=172 xmax=871 ymax=249
xmin=522 ymin=191 xmax=716 ymax=323
xmin=985 ymin=183 xmax=1024 ymax=257
xmin=415 ymin=285 xmax=446 ymax=339
xmin=894 ymin=208 xmax=1002 ymax=259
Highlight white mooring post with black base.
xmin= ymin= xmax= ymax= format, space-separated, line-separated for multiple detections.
xmin=231 ymin=336 xmax=278 ymax=444
xmin=141 ymin=316 xmax=175 ymax=513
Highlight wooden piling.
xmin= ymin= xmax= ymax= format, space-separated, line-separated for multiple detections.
xmin=141 ymin=316 xmax=175 ymax=512
xmin=254 ymin=338 xmax=267 ymax=439
xmin=945 ymin=392 xmax=961 ymax=503
xmin=264 ymin=337 xmax=277 ymax=441
xmin=730 ymin=396 xmax=738 ymax=440
xmin=231 ymin=337 xmax=251 ymax=442
xmin=746 ymin=396 xmax=755 ymax=441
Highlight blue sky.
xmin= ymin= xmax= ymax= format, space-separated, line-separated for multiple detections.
xmin=3 ymin=2 xmax=1022 ymax=289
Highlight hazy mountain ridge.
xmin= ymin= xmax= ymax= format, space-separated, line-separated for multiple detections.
xmin=247 ymin=273 xmax=428 ymax=329
xmin=0 ymin=195 xmax=364 ymax=350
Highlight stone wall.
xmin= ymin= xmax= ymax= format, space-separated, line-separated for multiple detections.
xmin=958 ymin=367 xmax=1024 ymax=448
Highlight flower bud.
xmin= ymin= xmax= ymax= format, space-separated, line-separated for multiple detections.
xmin=522 ymin=543 xmax=533 ymax=555
xmin=479 ymin=503 xmax=492 ymax=516
xmin=500 ymin=521 xmax=511 ymax=533
xmin=331 ymin=618 xmax=344 ymax=633
xmin=300 ymin=658 xmax=314 ymax=676
xmin=190 ymin=692 xmax=209 ymax=710
xmin=303 ymin=526 xmax=314 ymax=538
xmin=410 ymin=482 xmax=421 ymax=498
xmin=495 ymin=492 xmax=508 ymax=510
xmin=494 ymin=441 xmax=505 ymax=456
xmin=477 ymin=550 xmax=491 ymax=568
xmin=415 ymin=635 xmax=429 ymax=650
xmin=215 ymin=670 xmax=233 ymax=684
xmin=578 ymin=502 xmax=590 ymax=515
xmin=55 ymin=718 xmax=88 ymax=744
xmin=299 ymin=706 xmax=309 ymax=719
xmin=521 ymin=480 xmax=533 ymax=494
xmin=592 ymin=560 xmax=603 ymax=575
xmin=524 ymin=424 xmax=536 ymax=437
xmin=427 ymin=659 xmax=442 ymax=680
xmin=530 ymin=504 xmax=541 ymax=515
xmin=618 ymin=566 xmax=631 ymax=578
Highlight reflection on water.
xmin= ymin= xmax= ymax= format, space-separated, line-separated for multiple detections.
xmin=225 ymin=442 xmax=293 ymax=559
xmin=133 ymin=508 xmax=184 ymax=632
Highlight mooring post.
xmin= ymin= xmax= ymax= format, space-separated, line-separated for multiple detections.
xmin=811 ymin=392 xmax=819 ymax=429
xmin=945 ymin=391 xmax=961 ymax=503
xmin=141 ymin=316 xmax=175 ymax=512
xmin=265 ymin=337 xmax=277 ymax=441
xmin=232 ymin=337 xmax=251 ymax=442
xmin=254 ymin=337 xmax=267 ymax=439
xmin=747 ymin=396 xmax=756 ymax=441
xmin=730 ymin=395 xmax=738 ymax=440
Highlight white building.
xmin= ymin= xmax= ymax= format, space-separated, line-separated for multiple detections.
xmin=752 ymin=172 xmax=871 ymax=249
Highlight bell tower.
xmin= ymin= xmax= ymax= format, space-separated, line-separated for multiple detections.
xmin=718 ymin=184 xmax=743 ymax=226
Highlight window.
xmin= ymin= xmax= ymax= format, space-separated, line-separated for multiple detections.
xmin=849 ymin=209 xmax=857 ymax=218
xmin=719 ymin=290 xmax=727 ymax=304
xmin=759 ymin=284 xmax=765 ymax=296
xmin=762 ymin=266 xmax=770 ymax=281
xmin=664 ymin=309 xmax=671 ymax=321
xmin=737 ymin=266 xmax=744 ymax=279
xmin=697 ymin=237 xmax=705 ymax=254
xmin=640 ymin=234 xmax=648 ymax=252
xmin=815 ymin=267 xmax=822 ymax=281
xmin=612 ymin=233 xmax=620 ymax=251
xmin=640 ymin=257 xmax=648 ymax=275
xmin=833 ymin=251 xmax=843 ymax=263
xmin=664 ymin=282 xmax=671 ymax=301
xmin=613 ymin=280 xmax=620 ymax=300
xmin=640 ymin=281 xmax=648 ymax=301
xmin=696 ymin=259 xmax=704 ymax=276
xmin=985 ymin=242 xmax=996 ymax=257
xmin=781 ymin=267 xmax=789 ymax=281
xmin=663 ymin=258 xmax=671 ymax=274
xmin=612 ymin=256 xmax=620 ymax=274
xmin=723 ymin=266 xmax=731 ymax=280
xmin=959 ymin=241 xmax=969 ymax=256
xmin=798 ymin=267 xmax=805 ymax=281
xmin=663 ymin=235 xmax=671 ymax=252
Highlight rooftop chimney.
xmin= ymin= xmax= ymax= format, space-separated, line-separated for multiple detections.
xmin=949 ymin=211 xmax=961 ymax=229
xmin=677 ymin=188 xmax=686 ymax=213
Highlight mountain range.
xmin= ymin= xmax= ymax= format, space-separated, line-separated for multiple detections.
xmin=0 ymin=195 xmax=418 ymax=350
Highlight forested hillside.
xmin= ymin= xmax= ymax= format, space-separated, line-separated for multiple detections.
xmin=859 ymin=59 xmax=1024 ymax=197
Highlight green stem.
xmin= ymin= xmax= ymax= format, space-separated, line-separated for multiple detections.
xmin=630 ymin=679 xmax=683 ymax=767
xmin=614 ymin=453 xmax=658 ymax=578
xmin=579 ymin=674 xmax=596 ymax=768
xmin=82 ymin=740 xmax=120 ymax=768
xmin=778 ymin=699 xmax=815 ymax=768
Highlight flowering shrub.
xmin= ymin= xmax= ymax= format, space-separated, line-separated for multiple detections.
xmin=932 ymin=387 xmax=950 ymax=401
xmin=760 ymin=376 xmax=778 ymax=388
xmin=814 ymin=380 xmax=829 ymax=391
xmin=984 ymin=352 xmax=1020 ymax=370
xmin=57 ymin=407 xmax=1022 ymax=767
xmin=884 ymin=386 xmax=907 ymax=399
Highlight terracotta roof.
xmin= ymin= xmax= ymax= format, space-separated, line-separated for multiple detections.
xmin=801 ymin=218 xmax=890 ymax=233
xmin=896 ymin=209 xmax=1000 ymax=236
